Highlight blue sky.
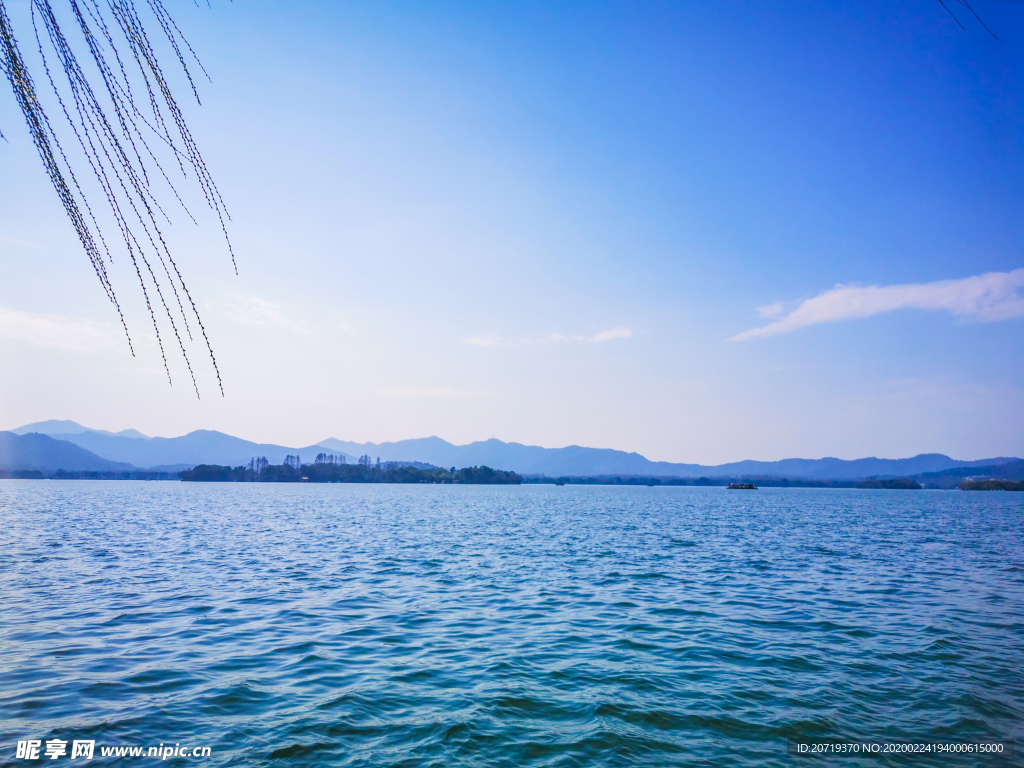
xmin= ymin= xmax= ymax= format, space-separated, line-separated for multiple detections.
xmin=1 ymin=0 xmax=1022 ymax=462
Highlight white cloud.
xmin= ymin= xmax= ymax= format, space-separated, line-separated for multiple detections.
xmin=757 ymin=301 xmax=787 ymax=320
xmin=590 ymin=327 xmax=633 ymax=342
xmin=546 ymin=333 xmax=581 ymax=342
xmin=0 ymin=235 xmax=41 ymax=250
xmin=0 ymin=307 xmax=122 ymax=352
xmin=379 ymin=387 xmax=489 ymax=399
xmin=548 ymin=327 xmax=633 ymax=343
xmin=465 ymin=327 xmax=632 ymax=346
xmin=336 ymin=321 xmax=358 ymax=338
xmin=464 ymin=334 xmax=498 ymax=347
xmin=731 ymin=268 xmax=1024 ymax=342
xmin=220 ymin=296 xmax=309 ymax=335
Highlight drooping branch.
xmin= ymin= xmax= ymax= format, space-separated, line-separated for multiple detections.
xmin=0 ymin=0 xmax=229 ymax=397
xmin=939 ymin=0 xmax=999 ymax=39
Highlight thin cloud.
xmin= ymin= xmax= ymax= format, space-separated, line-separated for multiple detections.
xmin=464 ymin=334 xmax=498 ymax=347
xmin=731 ymin=268 xmax=1024 ymax=342
xmin=757 ymin=301 xmax=787 ymax=320
xmin=590 ymin=327 xmax=633 ymax=342
xmin=336 ymin=321 xmax=358 ymax=338
xmin=0 ymin=235 xmax=41 ymax=250
xmin=0 ymin=307 xmax=123 ymax=352
xmin=379 ymin=387 xmax=489 ymax=399
xmin=465 ymin=327 xmax=632 ymax=346
xmin=549 ymin=327 xmax=633 ymax=343
xmin=221 ymin=296 xmax=310 ymax=335
xmin=546 ymin=333 xmax=583 ymax=342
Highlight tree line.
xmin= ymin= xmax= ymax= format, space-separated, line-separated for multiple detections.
xmin=181 ymin=460 xmax=521 ymax=484
xmin=522 ymin=475 xmax=923 ymax=489
xmin=959 ymin=479 xmax=1024 ymax=491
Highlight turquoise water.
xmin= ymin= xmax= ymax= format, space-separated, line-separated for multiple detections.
xmin=1 ymin=482 xmax=1021 ymax=766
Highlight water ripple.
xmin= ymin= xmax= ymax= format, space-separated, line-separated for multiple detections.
xmin=1 ymin=482 xmax=1022 ymax=766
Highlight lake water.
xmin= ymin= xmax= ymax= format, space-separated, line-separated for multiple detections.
xmin=1 ymin=482 xmax=1021 ymax=766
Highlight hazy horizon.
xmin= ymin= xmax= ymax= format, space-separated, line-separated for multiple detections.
xmin=4 ymin=418 xmax=1018 ymax=466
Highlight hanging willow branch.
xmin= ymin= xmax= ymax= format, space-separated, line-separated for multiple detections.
xmin=937 ymin=0 xmax=999 ymax=39
xmin=0 ymin=0 xmax=230 ymax=397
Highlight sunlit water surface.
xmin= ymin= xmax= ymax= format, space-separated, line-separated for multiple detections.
xmin=1 ymin=482 xmax=1022 ymax=766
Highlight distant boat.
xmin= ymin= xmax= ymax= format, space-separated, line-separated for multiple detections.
xmin=727 ymin=482 xmax=757 ymax=490
xmin=555 ymin=482 xmax=565 ymax=486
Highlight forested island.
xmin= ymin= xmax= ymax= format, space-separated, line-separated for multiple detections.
xmin=181 ymin=457 xmax=521 ymax=484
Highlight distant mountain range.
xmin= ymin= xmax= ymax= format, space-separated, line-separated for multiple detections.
xmin=0 ymin=432 xmax=135 ymax=472
xmin=14 ymin=419 xmax=150 ymax=439
xmin=316 ymin=437 xmax=1017 ymax=480
xmin=10 ymin=420 xmax=356 ymax=471
xmin=4 ymin=420 xmax=1019 ymax=480
xmin=914 ymin=459 xmax=1024 ymax=488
